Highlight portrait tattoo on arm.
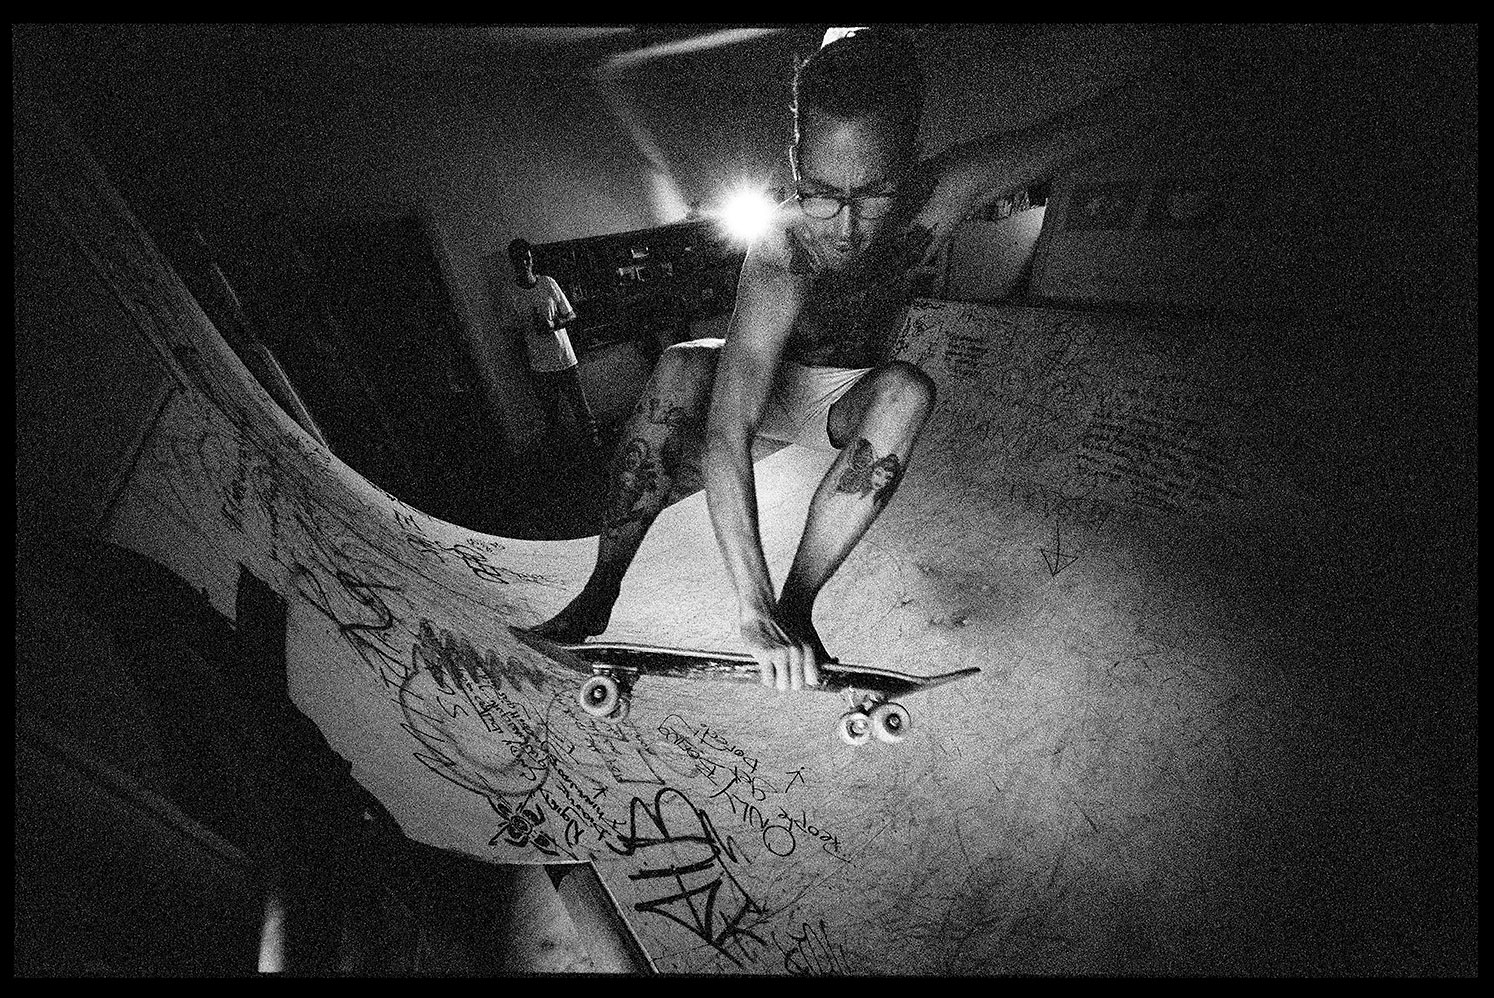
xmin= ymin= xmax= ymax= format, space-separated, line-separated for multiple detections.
xmin=834 ymin=439 xmax=904 ymax=507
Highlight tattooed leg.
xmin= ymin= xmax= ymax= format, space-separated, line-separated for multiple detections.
xmin=777 ymin=362 xmax=936 ymax=653
xmin=531 ymin=340 xmax=721 ymax=640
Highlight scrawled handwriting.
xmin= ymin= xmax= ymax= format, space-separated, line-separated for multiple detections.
xmin=659 ymin=713 xmax=849 ymax=863
xmin=402 ymin=533 xmax=538 ymax=585
xmin=1078 ymin=382 xmax=1246 ymax=512
xmin=773 ymin=918 xmax=851 ymax=976
xmin=611 ymin=787 xmax=769 ymax=967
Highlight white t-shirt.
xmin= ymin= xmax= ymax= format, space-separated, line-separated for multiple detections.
xmin=507 ymin=275 xmax=579 ymax=372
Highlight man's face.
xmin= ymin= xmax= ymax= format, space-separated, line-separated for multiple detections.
xmin=512 ymin=249 xmax=533 ymax=275
xmin=792 ymin=110 xmax=908 ymax=271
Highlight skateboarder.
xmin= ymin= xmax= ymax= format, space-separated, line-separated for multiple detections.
xmin=534 ymin=28 xmax=1169 ymax=691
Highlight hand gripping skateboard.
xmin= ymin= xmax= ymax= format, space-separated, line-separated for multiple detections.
xmin=511 ymin=627 xmax=980 ymax=746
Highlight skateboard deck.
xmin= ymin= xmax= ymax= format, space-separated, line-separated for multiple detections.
xmin=511 ymin=628 xmax=981 ymax=744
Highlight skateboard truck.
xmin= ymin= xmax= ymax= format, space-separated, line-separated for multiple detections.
xmin=836 ymin=698 xmax=913 ymax=746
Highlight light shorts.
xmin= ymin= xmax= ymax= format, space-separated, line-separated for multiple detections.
xmin=757 ymin=362 xmax=875 ymax=452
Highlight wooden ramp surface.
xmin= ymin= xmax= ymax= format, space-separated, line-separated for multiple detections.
xmin=64 ymin=122 xmax=1342 ymax=973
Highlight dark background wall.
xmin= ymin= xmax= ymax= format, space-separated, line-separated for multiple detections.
xmin=11 ymin=24 xmax=1150 ymax=247
xmin=11 ymin=24 xmax=1163 ymax=452
xmin=15 ymin=23 xmax=1473 ymax=324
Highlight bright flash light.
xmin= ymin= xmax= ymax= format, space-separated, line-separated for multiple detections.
xmin=718 ymin=187 xmax=776 ymax=244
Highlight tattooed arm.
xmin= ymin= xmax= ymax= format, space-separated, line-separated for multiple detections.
xmin=907 ymin=59 xmax=1177 ymax=266
xmin=704 ymin=242 xmax=816 ymax=682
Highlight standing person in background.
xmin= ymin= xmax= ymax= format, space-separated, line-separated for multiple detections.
xmin=506 ymin=237 xmax=602 ymax=451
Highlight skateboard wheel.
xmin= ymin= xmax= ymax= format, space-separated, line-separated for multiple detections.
xmin=579 ymin=675 xmax=621 ymax=718
xmin=870 ymin=702 xmax=911 ymax=743
xmin=837 ymin=711 xmax=873 ymax=746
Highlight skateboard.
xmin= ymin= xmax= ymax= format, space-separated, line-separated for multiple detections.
xmin=510 ymin=627 xmax=981 ymax=746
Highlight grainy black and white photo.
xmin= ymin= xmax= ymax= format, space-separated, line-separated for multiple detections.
xmin=14 ymin=23 xmax=1475 ymax=977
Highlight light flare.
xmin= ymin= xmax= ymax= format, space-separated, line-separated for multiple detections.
xmin=717 ymin=186 xmax=777 ymax=244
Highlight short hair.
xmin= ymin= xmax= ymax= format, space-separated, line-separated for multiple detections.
xmin=507 ymin=238 xmax=532 ymax=264
xmin=793 ymin=28 xmax=924 ymax=155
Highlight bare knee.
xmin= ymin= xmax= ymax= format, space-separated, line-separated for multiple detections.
xmin=652 ymin=339 xmax=722 ymax=393
xmin=866 ymin=361 xmax=936 ymax=421
xmin=633 ymin=340 xmax=720 ymax=428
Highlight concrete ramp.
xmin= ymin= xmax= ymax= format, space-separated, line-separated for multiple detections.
xmin=37 ymin=119 xmax=1470 ymax=975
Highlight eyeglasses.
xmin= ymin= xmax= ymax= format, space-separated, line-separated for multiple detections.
xmin=788 ymin=144 xmax=903 ymax=220
xmin=794 ymin=189 xmax=898 ymax=220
